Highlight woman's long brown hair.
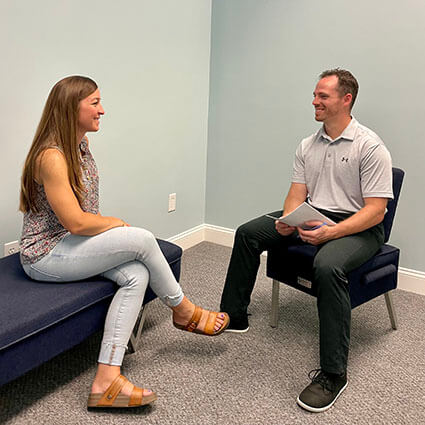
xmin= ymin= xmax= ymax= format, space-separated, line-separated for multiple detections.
xmin=20 ymin=76 xmax=98 ymax=213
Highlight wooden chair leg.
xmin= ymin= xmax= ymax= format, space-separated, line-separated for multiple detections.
xmin=270 ymin=279 xmax=280 ymax=328
xmin=127 ymin=303 xmax=151 ymax=354
xmin=384 ymin=291 xmax=398 ymax=330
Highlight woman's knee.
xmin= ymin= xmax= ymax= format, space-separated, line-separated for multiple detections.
xmin=123 ymin=270 xmax=149 ymax=298
xmin=107 ymin=261 xmax=150 ymax=292
xmin=128 ymin=226 xmax=155 ymax=242
xmin=119 ymin=226 xmax=158 ymax=253
xmin=106 ymin=226 xmax=156 ymax=246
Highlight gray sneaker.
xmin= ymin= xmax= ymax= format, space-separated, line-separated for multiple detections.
xmin=297 ymin=369 xmax=348 ymax=413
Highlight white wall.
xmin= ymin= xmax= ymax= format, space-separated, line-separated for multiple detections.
xmin=0 ymin=0 xmax=212 ymax=247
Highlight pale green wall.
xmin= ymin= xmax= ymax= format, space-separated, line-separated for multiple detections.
xmin=0 ymin=0 xmax=211 ymax=246
xmin=206 ymin=0 xmax=425 ymax=272
xmin=1 ymin=0 xmax=423 ymax=274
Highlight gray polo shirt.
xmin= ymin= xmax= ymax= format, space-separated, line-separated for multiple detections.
xmin=292 ymin=117 xmax=393 ymax=214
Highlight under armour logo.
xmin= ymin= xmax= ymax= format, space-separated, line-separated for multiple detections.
xmin=341 ymin=157 xmax=349 ymax=162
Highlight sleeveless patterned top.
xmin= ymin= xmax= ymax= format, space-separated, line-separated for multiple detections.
xmin=20 ymin=139 xmax=99 ymax=264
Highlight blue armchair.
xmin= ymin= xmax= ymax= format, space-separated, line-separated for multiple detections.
xmin=266 ymin=167 xmax=405 ymax=330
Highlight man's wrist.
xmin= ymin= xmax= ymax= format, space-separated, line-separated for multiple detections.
xmin=330 ymin=222 xmax=345 ymax=239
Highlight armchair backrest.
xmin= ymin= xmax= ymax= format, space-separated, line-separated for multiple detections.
xmin=383 ymin=167 xmax=405 ymax=243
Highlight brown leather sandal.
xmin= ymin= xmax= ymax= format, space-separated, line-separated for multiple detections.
xmin=173 ymin=305 xmax=229 ymax=336
xmin=87 ymin=374 xmax=157 ymax=408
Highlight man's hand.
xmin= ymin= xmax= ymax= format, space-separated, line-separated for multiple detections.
xmin=297 ymin=221 xmax=335 ymax=245
xmin=298 ymin=198 xmax=388 ymax=245
xmin=275 ymin=183 xmax=307 ymax=237
xmin=275 ymin=221 xmax=296 ymax=236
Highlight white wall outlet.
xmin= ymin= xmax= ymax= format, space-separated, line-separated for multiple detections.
xmin=168 ymin=193 xmax=176 ymax=213
xmin=4 ymin=240 xmax=20 ymax=257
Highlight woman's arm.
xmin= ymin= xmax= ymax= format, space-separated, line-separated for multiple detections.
xmin=38 ymin=149 xmax=127 ymax=235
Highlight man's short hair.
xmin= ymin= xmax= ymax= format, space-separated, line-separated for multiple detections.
xmin=319 ymin=68 xmax=359 ymax=110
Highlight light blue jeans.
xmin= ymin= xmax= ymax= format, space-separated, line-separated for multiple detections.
xmin=22 ymin=226 xmax=184 ymax=366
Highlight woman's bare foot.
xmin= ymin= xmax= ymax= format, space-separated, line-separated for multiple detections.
xmin=91 ymin=364 xmax=153 ymax=398
xmin=172 ymin=296 xmax=227 ymax=333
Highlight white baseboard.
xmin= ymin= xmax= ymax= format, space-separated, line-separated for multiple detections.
xmin=168 ymin=223 xmax=235 ymax=250
xmin=168 ymin=224 xmax=425 ymax=297
xmin=398 ymin=268 xmax=425 ymax=296
xmin=204 ymin=224 xmax=235 ymax=247
xmin=167 ymin=224 xmax=206 ymax=251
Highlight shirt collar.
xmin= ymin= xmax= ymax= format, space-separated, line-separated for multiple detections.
xmin=318 ymin=116 xmax=358 ymax=143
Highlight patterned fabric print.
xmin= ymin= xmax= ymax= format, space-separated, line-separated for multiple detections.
xmin=20 ymin=140 xmax=99 ymax=264
xmin=79 ymin=138 xmax=99 ymax=214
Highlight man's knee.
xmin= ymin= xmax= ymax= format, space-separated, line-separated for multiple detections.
xmin=234 ymin=220 xmax=263 ymax=252
xmin=235 ymin=222 xmax=253 ymax=240
xmin=235 ymin=215 xmax=268 ymax=240
xmin=313 ymin=253 xmax=347 ymax=290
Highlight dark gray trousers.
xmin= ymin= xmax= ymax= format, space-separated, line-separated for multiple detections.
xmin=220 ymin=210 xmax=384 ymax=374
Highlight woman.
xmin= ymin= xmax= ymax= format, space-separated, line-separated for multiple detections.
xmin=19 ymin=76 xmax=229 ymax=409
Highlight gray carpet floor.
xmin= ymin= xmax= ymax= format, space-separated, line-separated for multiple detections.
xmin=1 ymin=241 xmax=424 ymax=424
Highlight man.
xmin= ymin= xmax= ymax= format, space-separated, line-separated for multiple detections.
xmin=220 ymin=69 xmax=393 ymax=412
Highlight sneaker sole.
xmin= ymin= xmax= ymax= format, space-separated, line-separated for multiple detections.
xmin=296 ymin=381 xmax=348 ymax=413
xmin=224 ymin=326 xmax=249 ymax=333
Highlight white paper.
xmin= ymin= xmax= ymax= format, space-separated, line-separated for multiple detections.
xmin=266 ymin=202 xmax=336 ymax=227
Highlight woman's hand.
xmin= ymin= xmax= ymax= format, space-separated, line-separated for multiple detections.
xmin=107 ymin=216 xmax=130 ymax=228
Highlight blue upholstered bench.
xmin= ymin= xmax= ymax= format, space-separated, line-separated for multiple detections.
xmin=0 ymin=239 xmax=182 ymax=387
